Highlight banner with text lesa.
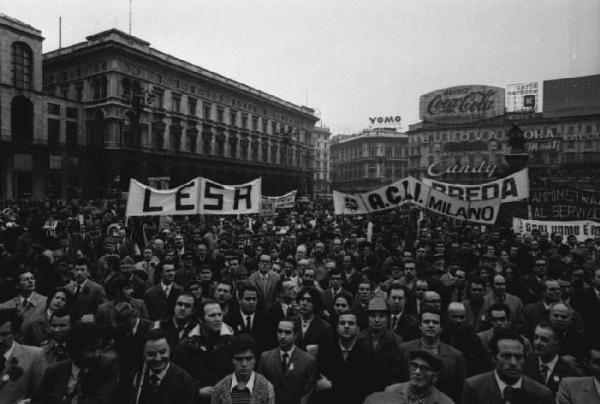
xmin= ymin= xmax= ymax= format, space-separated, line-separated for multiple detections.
xmin=126 ymin=177 xmax=261 ymax=216
xmin=512 ymin=218 xmax=600 ymax=242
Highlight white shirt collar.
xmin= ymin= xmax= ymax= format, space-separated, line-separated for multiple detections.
xmin=3 ymin=341 xmax=16 ymax=361
xmin=231 ymin=371 xmax=256 ymax=393
xmin=280 ymin=346 xmax=295 ymax=359
xmin=149 ymin=362 xmax=170 ymax=383
xmin=494 ymin=370 xmax=523 ymax=392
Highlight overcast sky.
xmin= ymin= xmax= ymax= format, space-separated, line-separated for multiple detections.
xmin=4 ymin=0 xmax=600 ymax=134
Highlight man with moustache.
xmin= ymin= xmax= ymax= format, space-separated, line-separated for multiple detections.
xmin=126 ymin=329 xmax=196 ymax=404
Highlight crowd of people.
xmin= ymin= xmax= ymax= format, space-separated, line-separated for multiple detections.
xmin=0 ymin=198 xmax=599 ymax=404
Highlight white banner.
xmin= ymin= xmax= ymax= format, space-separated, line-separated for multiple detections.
xmin=126 ymin=177 xmax=261 ymax=216
xmin=333 ymin=177 xmax=500 ymax=224
xmin=262 ymin=190 xmax=297 ymax=209
xmin=422 ymin=168 xmax=529 ymax=202
xmin=512 ymin=218 xmax=600 ymax=242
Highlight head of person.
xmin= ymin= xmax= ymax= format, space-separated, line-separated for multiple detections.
xmin=295 ymin=245 xmax=307 ymax=261
xmin=120 ymin=256 xmax=135 ymax=277
xmin=404 ymin=260 xmax=416 ymax=280
xmin=489 ymin=303 xmax=511 ymax=331
xmin=542 ymin=279 xmax=562 ymax=304
xmin=144 ymin=329 xmax=171 ymax=374
xmin=468 ymin=278 xmax=485 ymax=303
xmin=533 ymin=258 xmax=548 ymax=278
xmin=415 ymin=279 xmax=428 ymax=300
xmin=447 ymin=302 xmax=467 ymax=326
xmin=212 ymin=281 xmax=232 ymax=306
xmin=277 ymin=318 xmax=299 ymax=351
xmin=143 ymin=248 xmax=154 ymax=262
xmin=186 ymin=280 xmax=203 ymax=301
xmin=490 ymin=328 xmax=525 ymax=385
xmin=72 ymin=259 xmax=90 ymax=284
xmin=297 ymin=287 xmax=322 ymax=317
xmin=67 ymin=322 xmax=103 ymax=369
xmin=419 ymin=309 xmax=442 ymax=341
xmin=342 ymin=255 xmax=354 ymax=271
xmin=333 ymin=293 xmax=353 ymax=317
xmin=113 ymin=301 xmax=139 ymax=334
xmin=337 ymin=311 xmax=359 ymax=342
xmin=174 ymin=293 xmax=195 ymax=321
xmin=408 ymin=350 xmax=442 ymax=391
xmin=240 ymin=284 xmax=259 ymax=315
xmin=47 ymin=287 xmax=71 ymax=313
xmin=454 ymin=268 xmax=466 ymax=288
xmin=548 ymin=302 xmax=573 ymax=331
xmin=492 ymin=274 xmax=507 ymax=297
xmin=160 ymin=263 xmax=176 ymax=284
xmin=48 ymin=310 xmax=72 ymax=343
xmin=199 ymin=267 xmax=213 ymax=282
xmin=258 ymin=254 xmax=272 ymax=274
xmin=367 ymin=297 xmax=389 ymax=333
xmin=422 ymin=291 xmax=441 ymax=312
xmin=329 ymin=269 xmax=342 ymax=290
xmin=357 ymin=281 xmax=372 ymax=303
xmin=17 ymin=269 xmax=36 ymax=295
xmin=533 ymin=322 xmax=560 ymax=361
xmin=387 ymin=283 xmax=408 ymax=314
xmin=302 ymin=268 xmax=316 ymax=286
xmin=277 ymin=278 xmax=297 ymax=304
xmin=233 ymin=266 xmax=249 ymax=285
xmin=199 ymin=300 xmax=223 ymax=334
xmin=196 ymin=243 xmax=208 ymax=258
xmin=0 ymin=309 xmax=21 ymax=354
xmin=231 ymin=334 xmax=258 ymax=381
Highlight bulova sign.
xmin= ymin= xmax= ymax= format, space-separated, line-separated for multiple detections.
xmin=420 ymin=85 xmax=505 ymax=124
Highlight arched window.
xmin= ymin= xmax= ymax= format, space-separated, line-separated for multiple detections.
xmin=11 ymin=96 xmax=33 ymax=143
xmin=12 ymin=42 xmax=33 ymax=89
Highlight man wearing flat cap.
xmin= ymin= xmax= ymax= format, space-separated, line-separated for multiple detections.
xmin=364 ymin=350 xmax=454 ymax=404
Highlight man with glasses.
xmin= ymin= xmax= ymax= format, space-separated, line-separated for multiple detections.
xmin=249 ymin=254 xmax=280 ymax=308
xmin=365 ymin=350 xmax=453 ymax=404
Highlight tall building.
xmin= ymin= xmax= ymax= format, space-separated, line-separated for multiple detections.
xmin=0 ymin=14 xmax=318 ymax=199
xmin=330 ymin=128 xmax=408 ymax=193
xmin=312 ymin=125 xmax=331 ymax=199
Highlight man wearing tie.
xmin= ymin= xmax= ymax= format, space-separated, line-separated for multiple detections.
xmin=249 ymin=255 xmax=280 ymax=308
xmin=225 ymin=284 xmax=271 ymax=353
xmin=258 ymin=318 xmax=317 ymax=404
xmin=65 ymin=259 xmax=107 ymax=320
xmin=0 ymin=269 xmax=47 ymax=335
xmin=462 ymin=328 xmax=553 ymax=404
xmin=143 ymin=263 xmax=183 ymax=321
xmin=127 ymin=329 xmax=196 ymax=404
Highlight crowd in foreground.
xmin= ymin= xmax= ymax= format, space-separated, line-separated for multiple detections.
xmin=0 ymin=199 xmax=599 ymax=404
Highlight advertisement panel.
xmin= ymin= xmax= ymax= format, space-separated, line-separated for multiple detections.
xmin=419 ymin=85 xmax=505 ymax=124
xmin=543 ymin=74 xmax=600 ymax=118
xmin=506 ymin=82 xmax=542 ymax=113
xmin=529 ymin=187 xmax=600 ymax=220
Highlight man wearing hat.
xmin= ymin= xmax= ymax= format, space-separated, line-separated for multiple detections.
xmin=356 ymin=296 xmax=403 ymax=394
xmin=364 ymin=350 xmax=454 ymax=404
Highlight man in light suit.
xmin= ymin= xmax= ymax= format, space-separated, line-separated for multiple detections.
xmin=481 ymin=274 xmax=523 ymax=329
xmin=249 ymin=254 xmax=281 ymax=308
xmin=462 ymin=328 xmax=553 ymax=404
xmin=0 ymin=308 xmax=47 ymax=404
xmin=523 ymin=323 xmax=583 ymax=395
xmin=555 ymin=345 xmax=600 ymax=404
xmin=0 ymin=269 xmax=47 ymax=335
xmin=65 ymin=259 xmax=107 ymax=320
xmin=259 ymin=318 xmax=317 ymax=404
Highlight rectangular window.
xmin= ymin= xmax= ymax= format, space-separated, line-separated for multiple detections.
xmin=204 ymin=136 xmax=211 ymax=155
xmin=271 ymin=121 xmax=277 ymax=134
xmin=241 ymin=114 xmax=248 ymax=129
xmin=230 ymin=111 xmax=237 ymax=126
xmin=75 ymin=83 xmax=83 ymax=101
xmin=154 ymin=88 xmax=164 ymax=108
xmin=188 ymin=98 xmax=197 ymax=116
xmin=204 ymin=103 xmax=212 ymax=120
xmin=48 ymin=103 xmax=61 ymax=115
xmin=66 ymin=121 xmax=78 ymax=151
xmin=47 ymin=119 xmax=60 ymax=149
xmin=217 ymin=108 xmax=224 ymax=123
xmin=262 ymin=120 xmax=268 ymax=134
xmin=252 ymin=117 xmax=258 ymax=131
xmin=66 ymin=108 xmax=78 ymax=120
xmin=172 ymin=93 xmax=181 ymax=113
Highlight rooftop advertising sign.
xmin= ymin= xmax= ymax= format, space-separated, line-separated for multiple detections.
xmin=419 ymin=85 xmax=505 ymax=124
xmin=506 ymin=82 xmax=542 ymax=113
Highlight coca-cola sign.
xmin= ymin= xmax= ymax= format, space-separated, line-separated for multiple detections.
xmin=420 ymin=85 xmax=505 ymax=124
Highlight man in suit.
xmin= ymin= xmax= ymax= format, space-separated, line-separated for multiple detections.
xmin=365 ymin=350 xmax=454 ymax=404
xmin=153 ymin=293 xmax=199 ymax=350
xmin=387 ymin=283 xmax=419 ymax=341
xmin=225 ymin=284 xmax=272 ymax=353
xmin=556 ymin=345 xmax=600 ymax=404
xmin=481 ymin=274 xmax=524 ymax=328
xmin=462 ymin=328 xmax=553 ymax=404
xmin=571 ymin=267 xmax=600 ymax=344
xmin=521 ymin=279 xmax=563 ymax=338
xmin=0 ymin=308 xmax=47 ymax=404
xmin=34 ymin=322 xmax=119 ymax=404
xmin=104 ymin=256 xmax=147 ymax=300
xmin=144 ymin=263 xmax=183 ymax=321
xmin=320 ymin=268 xmax=349 ymax=315
xmin=249 ymin=254 xmax=281 ymax=308
xmin=40 ymin=310 xmax=71 ymax=365
xmin=398 ymin=308 xmax=466 ymax=403
xmin=462 ymin=278 xmax=487 ymax=333
xmin=126 ymin=329 xmax=197 ymax=404
xmin=295 ymin=286 xmax=333 ymax=356
xmin=317 ymin=311 xmax=370 ymax=404
xmin=258 ymin=317 xmax=317 ymax=404
xmin=65 ymin=259 xmax=107 ymax=320
xmin=0 ymin=269 xmax=47 ymax=335
xmin=523 ymin=323 xmax=583 ymax=395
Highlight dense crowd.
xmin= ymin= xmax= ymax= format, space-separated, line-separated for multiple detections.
xmin=0 ymin=198 xmax=599 ymax=404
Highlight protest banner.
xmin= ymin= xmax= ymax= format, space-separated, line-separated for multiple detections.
xmin=512 ymin=218 xmax=600 ymax=242
xmin=126 ymin=177 xmax=261 ymax=216
xmin=529 ymin=187 xmax=600 ymax=220
xmin=422 ymin=168 xmax=529 ymax=202
xmin=333 ymin=177 xmax=501 ymax=224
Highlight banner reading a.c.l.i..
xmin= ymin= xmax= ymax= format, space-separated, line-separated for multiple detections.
xmin=125 ymin=177 xmax=261 ymax=216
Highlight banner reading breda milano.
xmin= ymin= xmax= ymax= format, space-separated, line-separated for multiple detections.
xmin=126 ymin=177 xmax=261 ymax=216
xmin=333 ymin=177 xmax=505 ymax=224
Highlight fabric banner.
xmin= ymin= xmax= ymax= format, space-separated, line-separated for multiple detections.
xmin=528 ymin=187 xmax=600 ymax=221
xmin=422 ymin=168 xmax=529 ymax=202
xmin=262 ymin=190 xmax=297 ymax=209
xmin=333 ymin=177 xmax=500 ymax=224
xmin=126 ymin=177 xmax=261 ymax=216
xmin=512 ymin=218 xmax=600 ymax=242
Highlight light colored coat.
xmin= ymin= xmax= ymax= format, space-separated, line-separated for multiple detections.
xmin=0 ymin=343 xmax=47 ymax=404
xmin=556 ymin=376 xmax=600 ymax=404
